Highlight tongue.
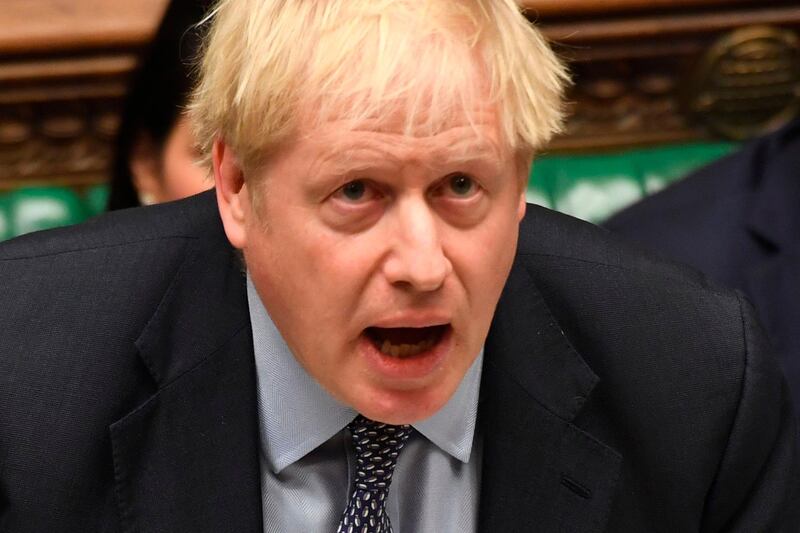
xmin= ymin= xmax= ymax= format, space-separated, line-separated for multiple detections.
xmin=367 ymin=326 xmax=442 ymax=345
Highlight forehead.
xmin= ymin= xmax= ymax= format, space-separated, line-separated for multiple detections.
xmin=292 ymin=68 xmax=506 ymax=154
xmin=292 ymin=109 xmax=506 ymax=172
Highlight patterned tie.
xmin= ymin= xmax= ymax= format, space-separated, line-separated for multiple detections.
xmin=336 ymin=415 xmax=412 ymax=533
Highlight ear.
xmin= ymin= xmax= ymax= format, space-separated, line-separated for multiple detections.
xmin=516 ymin=154 xmax=532 ymax=222
xmin=213 ymin=138 xmax=249 ymax=249
xmin=130 ymin=134 xmax=163 ymax=205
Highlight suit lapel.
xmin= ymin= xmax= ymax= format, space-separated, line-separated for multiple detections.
xmin=109 ymin=233 xmax=263 ymax=533
xmin=478 ymin=262 xmax=622 ymax=533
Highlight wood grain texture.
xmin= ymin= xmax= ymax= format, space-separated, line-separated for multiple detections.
xmin=0 ymin=0 xmax=168 ymax=54
xmin=541 ymin=7 xmax=800 ymax=44
xmin=524 ymin=0 xmax=778 ymax=17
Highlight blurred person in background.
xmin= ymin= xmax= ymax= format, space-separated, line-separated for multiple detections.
xmin=107 ymin=0 xmax=213 ymax=210
xmin=607 ymin=118 xmax=800 ymax=416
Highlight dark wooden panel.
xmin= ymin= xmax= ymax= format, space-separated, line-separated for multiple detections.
xmin=0 ymin=0 xmax=168 ymax=191
xmin=525 ymin=0 xmax=786 ymax=18
xmin=1 ymin=0 xmax=167 ymax=54
xmin=526 ymin=2 xmax=800 ymax=151
xmin=1 ymin=0 xmax=799 ymax=189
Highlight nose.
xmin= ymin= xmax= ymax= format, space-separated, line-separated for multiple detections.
xmin=382 ymin=198 xmax=452 ymax=292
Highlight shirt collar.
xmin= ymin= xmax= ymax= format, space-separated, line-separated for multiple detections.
xmin=247 ymin=275 xmax=482 ymax=474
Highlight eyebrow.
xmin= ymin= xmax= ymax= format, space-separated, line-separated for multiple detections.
xmin=327 ymin=133 xmax=502 ymax=164
xmin=317 ymin=146 xmax=401 ymax=175
xmin=440 ymin=142 xmax=502 ymax=165
xmin=319 ymin=150 xmax=503 ymax=182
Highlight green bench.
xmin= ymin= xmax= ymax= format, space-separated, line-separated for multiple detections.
xmin=0 ymin=142 xmax=735 ymax=241
xmin=529 ymin=142 xmax=735 ymax=223
xmin=0 ymin=185 xmax=108 ymax=241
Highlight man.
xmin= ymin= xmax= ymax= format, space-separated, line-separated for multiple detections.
xmin=0 ymin=1 xmax=796 ymax=532
xmin=606 ymin=118 xmax=800 ymax=417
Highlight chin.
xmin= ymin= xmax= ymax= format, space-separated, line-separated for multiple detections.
xmin=353 ymin=382 xmax=455 ymax=425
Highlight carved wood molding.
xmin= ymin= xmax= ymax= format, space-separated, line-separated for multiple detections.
xmin=0 ymin=100 xmax=121 ymax=191
xmin=0 ymin=0 xmax=168 ymax=190
xmin=530 ymin=3 xmax=800 ymax=152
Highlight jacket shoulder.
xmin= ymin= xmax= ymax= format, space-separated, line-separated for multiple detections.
xmin=0 ymin=190 xmax=220 ymax=261
xmin=516 ymin=205 xmax=749 ymax=388
xmin=516 ymin=206 xmax=796 ymax=530
xmin=518 ymin=204 xmax=717 ymax=292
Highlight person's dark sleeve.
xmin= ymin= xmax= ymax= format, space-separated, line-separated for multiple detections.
xmin=701 ymin=293 xmax=799 ymax=531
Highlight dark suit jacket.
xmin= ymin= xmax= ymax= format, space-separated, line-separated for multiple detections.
xmin=0 ymin=191 xmax=796 ymax=532
xmin=606 ymin=120 xmax=800 ymax=417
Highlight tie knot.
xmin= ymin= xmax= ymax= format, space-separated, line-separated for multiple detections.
xmin=348 ymin=415 xmax=412 ymax=491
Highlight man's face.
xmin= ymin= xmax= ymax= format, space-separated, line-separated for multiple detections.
xmin=216 ymin=107 xmax=527 ymax=424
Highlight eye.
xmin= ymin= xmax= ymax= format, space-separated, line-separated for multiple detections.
xmin=433 ymin=173 xmax=480 ymax=200
xmin=323 ymin=178 xmax=384 ymax=232
xmin=341 ymin=180 xmax=366 ymax=201
xmin=430 ymin=171 xmax=489 ymax=228
xmin=332 ymin=179 xmax=380 ymax=204
xmin=448 ymin=173 xmax=475 ymax=196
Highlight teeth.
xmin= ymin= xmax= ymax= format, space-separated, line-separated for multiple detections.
xmin=379 ymin=338 xmax=436 ymax=357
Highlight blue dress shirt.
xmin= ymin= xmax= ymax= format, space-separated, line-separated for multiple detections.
xmin=247 ymin=276 xmax=482 ymax=532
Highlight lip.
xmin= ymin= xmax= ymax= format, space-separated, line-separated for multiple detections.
xmin=358 ymin=325 xmax=452 ymax=383
xmin=368 ymin=312 xmax=452 ymax=329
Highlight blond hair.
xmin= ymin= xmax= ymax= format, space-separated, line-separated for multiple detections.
xmin=189 ymin=0 xmax=569 ymax=173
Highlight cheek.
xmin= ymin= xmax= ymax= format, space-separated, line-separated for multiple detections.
xmin=248 ymin=216 xmax=381 ymax=323
xmin=448 ymin=207 xmax=519 ymax=305
xmin=307 ymin=232 xmax=386 ymax=311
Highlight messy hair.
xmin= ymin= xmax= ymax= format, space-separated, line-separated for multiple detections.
xmin=189 ymin=0 xmax=569 ymax=173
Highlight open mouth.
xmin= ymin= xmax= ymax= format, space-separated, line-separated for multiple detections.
xmin=364 ymin=325 xmax=449 ymax=358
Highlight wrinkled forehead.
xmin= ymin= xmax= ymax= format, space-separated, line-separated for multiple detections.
xmin=292 ymin=117 xmax=507 ymax=175
xmin=289 ymin=97 xmax=508 ymax=176
xmin=296 ymin=92 xmax=502 ymax=146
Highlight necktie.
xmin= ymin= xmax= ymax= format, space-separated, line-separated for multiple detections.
xmin=337 ymin=415 xmax=412 ymax=533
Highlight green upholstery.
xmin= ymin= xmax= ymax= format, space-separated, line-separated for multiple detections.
xmin=0 ymin=196 xmax=10 ymax=242
xmin=531 ymin=155 xmax=643 ymax=223
xmin=0 ymin=142 xmax=736 ymax=241
xmin=3 ymin=187 xmax=89 ymax=237
xmin=529 ymin=142 xmax=736 ymax=223
xmin=83 ymin=185 xmax=110 ymax=217
xmin=0 ymin=185 xmax=107 ymax=241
